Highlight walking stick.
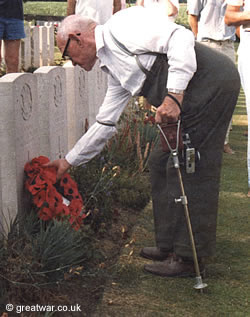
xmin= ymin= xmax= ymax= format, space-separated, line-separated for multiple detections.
xmin=157 ymin=122 xmax=207 ymax=291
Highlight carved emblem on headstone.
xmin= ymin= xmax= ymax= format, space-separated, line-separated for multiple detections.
xmin=54 ymin=75 xmax=62 ymax=107
xmin=20 ymin=84 xmax=32 ymax=120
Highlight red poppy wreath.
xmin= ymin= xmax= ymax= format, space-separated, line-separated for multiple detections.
xmin=24 ymin=156 xmax=85 ymax=230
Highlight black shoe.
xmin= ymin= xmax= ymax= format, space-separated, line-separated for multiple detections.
xmin=144 ymin=254 xmax=205 ymax=278
xmin=140 ymin=247 xmax=170 ymax=261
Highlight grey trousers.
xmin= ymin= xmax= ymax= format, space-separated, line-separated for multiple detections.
xmin=147 ymin=43 xmax=240 ymax=258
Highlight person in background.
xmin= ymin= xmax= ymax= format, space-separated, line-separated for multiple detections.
xmin=225 ymin=0 xmax=250 ymax=197
xmin=0 ymin=0 xmax=26 ymax=73
xmin=67 ymin=0 xmax=122 ymax=24
xmin=46 ymin=7 xmax=240 ymax=277
xmin=187 ymin=0 xmax=237 ymax=155
xmin=136 ymin=0 xmax=179 ymax=21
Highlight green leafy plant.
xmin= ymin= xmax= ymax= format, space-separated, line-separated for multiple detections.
xmin=0 ymin=211 xmax=94 ymax=308
xmin=71 ymin=98 xmax=158 ymax=232
xmin=105 ymin=98 xmax=159 ymax=173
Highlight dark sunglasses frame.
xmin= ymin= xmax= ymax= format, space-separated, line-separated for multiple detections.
xmin=61 ymin=33 xmax=81 ymax=59
xmin=62 ymin=37 xmax=71 ymax=59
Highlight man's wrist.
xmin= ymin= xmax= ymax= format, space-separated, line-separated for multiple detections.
xmin=168 ymin=88 xmax=184 ymax=95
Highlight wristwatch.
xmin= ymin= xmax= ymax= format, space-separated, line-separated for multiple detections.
xmin=168 ymin=88 xmax=184 ymax=95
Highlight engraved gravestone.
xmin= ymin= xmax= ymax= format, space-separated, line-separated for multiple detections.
xmin=71 ymin=62 xmax=108 ymax=145
xmin=63 ymin=61 xmax=77 ymax=150
xmin=0 ymin=73 xmax=40 ymax=234
xmin=74 ymin=64 xmax=89 ymax=141
xmin=31 ymin=26 xmax=40 ymax=68
xmin=22 ymin=24 xmax=32 ymax=70
xmin=39 ymin=26 xmax=48 ymax=66
xmin=35 ymin=66 xmax=68 ymax=161
xmin=45 ymin=22 xmax=55 ymax=65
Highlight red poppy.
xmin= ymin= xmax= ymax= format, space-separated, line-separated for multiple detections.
xmin=24 ymin=156 xmax=84 ymax=230
xmin=33 ymin=189 xmax=47 ymax=208
xmin=38 ymin=207 xmax=53 ymax=221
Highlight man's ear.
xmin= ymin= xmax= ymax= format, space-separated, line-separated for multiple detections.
xmin=69 ymin=33 xmax=83 ymax=46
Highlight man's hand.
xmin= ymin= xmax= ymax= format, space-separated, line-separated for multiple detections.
xmin=43 ymin=158 xmax=72 ymax=181
xmin=155 ymin=93 xmax=183 ymax=124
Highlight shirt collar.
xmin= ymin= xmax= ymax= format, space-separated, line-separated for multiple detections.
xmin=95 ymin=25 xmax=105 ymax=58
xmin=94 ymin=25 xmax=110 ymax=73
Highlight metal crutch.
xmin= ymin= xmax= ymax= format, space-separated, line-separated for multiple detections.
xmin=157 ymin=121 xmax=207 ymax=291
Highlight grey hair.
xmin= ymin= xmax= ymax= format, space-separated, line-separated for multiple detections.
xmin=57 ymin=15 xmax=97 ymax=41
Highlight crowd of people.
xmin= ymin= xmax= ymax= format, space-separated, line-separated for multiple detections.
xmin=0 ymin=0 xmax=249 ymax=279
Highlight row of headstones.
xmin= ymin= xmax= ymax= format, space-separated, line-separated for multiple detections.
xmin=0 ymin=61 xmax=107 ymax=235
xmin=1 ymin=22 xmax=55 ymax=71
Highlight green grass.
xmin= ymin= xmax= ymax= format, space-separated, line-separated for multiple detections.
xmin=94 ymin=90 xmax=250 ymax=316
xmin=23 ymin=1 xmax=67 ymax=16
xmin=176 ymin=3 xmax=189 ymax=28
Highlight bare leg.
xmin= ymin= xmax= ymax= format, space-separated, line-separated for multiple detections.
xmin=4 ymin=39 xmax=21 ymax=73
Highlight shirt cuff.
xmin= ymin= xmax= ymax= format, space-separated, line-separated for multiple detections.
xmin=167 ymin=74 xmax=191 ymax=91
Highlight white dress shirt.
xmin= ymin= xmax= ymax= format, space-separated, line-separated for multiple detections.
xmin=142 ymin=0 xmax=179 ymax=21
xmin=144 ymin=0 xmax=180 ymax=12
xmin=75 ymin=0 xmax=113 ymax=24
xmin=66 ymin=6 xmax=196 ymax=166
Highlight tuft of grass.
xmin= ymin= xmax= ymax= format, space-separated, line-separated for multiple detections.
xmin=0 ymin=211 xmax=94 ymax=311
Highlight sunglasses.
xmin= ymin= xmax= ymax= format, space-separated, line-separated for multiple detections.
xmin=61 ymin=33 xmax=81 ymax=60
xmin=62 ymin=37 xmax=71 ymax=59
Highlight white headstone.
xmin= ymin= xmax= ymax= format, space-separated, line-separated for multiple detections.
xmin=31 ymin=26 xmax=40 ymax=68
xmin=73 ymin=62 xmax=107 ymax=143
xmin=35 ymin=66 xmax=68 ymax=160
xmin=22 ymin=24 xmax=32 ymax=70
xmin=39 ymin=26 xmax=48 ymax=66
xmin=63 ymin=61 xmax=77 ymax=150
xmin=0 ymin=73 xmax=40 ymax=234
xmin=74 ymin=65 xmax=89 ymax=140
xmin=45 ymin=23 xmax=55 ymax=65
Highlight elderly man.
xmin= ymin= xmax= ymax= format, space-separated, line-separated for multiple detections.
xmin=47 ymin=6 xmax=240 ymax=277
